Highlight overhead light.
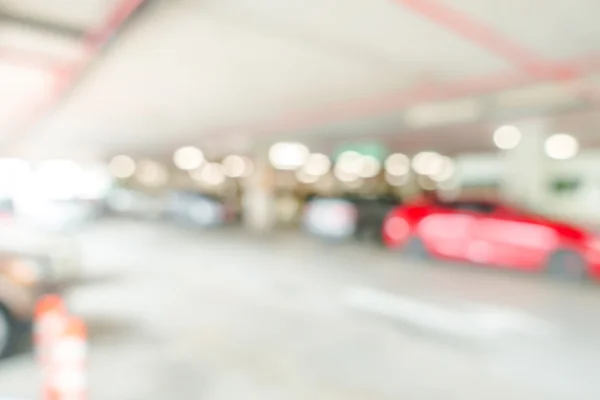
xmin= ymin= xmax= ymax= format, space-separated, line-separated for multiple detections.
xmin=136 ymin=160 xmax=168 ymax=186
xmin=296 ymin=169 xmax=319 ymax=184
xmin=545 ymin=134 xmax=579 ymax=160
xmin=173 ymin=146 xmax=204 ymax=170
xmin=108 ymin=155 xmax=136 ymax=178
xmin=334 ymin=163 xmax=359 ymax=182
xmin=385 ymin=153 xmax=410 ymax=176
xmin=302 ymin=153 xmax=331 ymax=176
xmin=358 ymin=156 xmax=381 ymax=178
xmin=385 ymin=172 xmax=409 ymax=187
xmin=269 ymin=142 xmax=309 ymax=170
xmin=336 ymin=151 xmax=362 ymax=175
xmin=412 ymin=151 xmax=444 ymax=175
xmin=191 ymin=163 xmax=225 ymax=185
xmin=28 ymin=159 xmax=85 ymax=200
xmin=222 ymin=155 xmax=253 ymax=178
xmin=430 ymin=157 xmax=455 ymax=182
xmin=493 ymin=125 xmax=522 ymax=150
xmin=0 ymin=158 xmax=30 ymax=196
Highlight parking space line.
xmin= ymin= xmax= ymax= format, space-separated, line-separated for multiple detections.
xmin=343 ymin=286 xmax=556 ymax=340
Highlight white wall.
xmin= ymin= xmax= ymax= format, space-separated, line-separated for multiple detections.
xmin=453 ymin=150 xmax=600 ymax=225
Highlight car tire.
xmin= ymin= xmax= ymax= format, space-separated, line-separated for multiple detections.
xmin=546 ymin=250 xmax=588 ymax=281
xmin=404 ymin=236 xmax=430 ymax=259
xmin=0 ymin=304 xmax=18 ymax=359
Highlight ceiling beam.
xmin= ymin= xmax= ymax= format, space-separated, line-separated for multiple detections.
xmin=391 ymin=0 xmax=577 ymax=80
xmin=0 ymin=11 xmax=86 ymax=39
xmin=3 ymin=0 xmax=150 ymax=149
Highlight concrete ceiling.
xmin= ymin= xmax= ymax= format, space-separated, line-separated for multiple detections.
xmin=1 ymin=0 xmax=600 ymax=160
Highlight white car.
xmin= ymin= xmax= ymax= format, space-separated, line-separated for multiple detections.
xmin=0 ymin=222 xmax=80 ymax=285
xmin=106 ymin=189 xmax=166 ymax=220
xmin=302 ymin=197 xmax=358 ymax=240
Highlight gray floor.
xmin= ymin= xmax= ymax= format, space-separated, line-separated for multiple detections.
xmin=1 ymin=220 xmax=600 ymax=399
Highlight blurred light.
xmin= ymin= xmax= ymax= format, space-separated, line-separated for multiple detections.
xmin=0 ymin=158 xmax=31 ymax=195
xmin=358 ymin=156 xmax=381 ymax=178
xmin=33 ymin=159 xmax=84 ymax=200
xmin=303 ymin=153 xmax=331 ymax=176
xmin=345 ymin=178 xmax=364 ymax=189
xmin=385 ymin=153 xmax=410 ymax=176
xmin=222 ymin=155 xmax=253 ymax=178
xmin=385 ymin=172 xmax=409 ymax=187
xmin=493 ymin=125 xmax=522 ymax=150
xmin=109 ymin=155 xmax=136 ymax=178
xmin=136 ymin=160 xmax=168 ymax=186
xmin=334 ymin=163 xmax=359 ymax=182
xmin=269 ymin=142 xmax=309 ymax=170
xmin=296 ymin=169 xmax=319 ymax=184
xmin=336 ymin=151 xmax=362 ymax=175
xmin=430 ymin=157 xmax=455 ymax=182
xmin=412 ymin=151 xmax=444 ymax=175
xmin=545 ymin=134 xmax=579 ymax=160
xmin=79 ymin=167 xmax=112 ymax=199
xmin=173 ymin=146 xmax=204 ymax=171
xmin=191 ymin=163 xmax=225 ymax=185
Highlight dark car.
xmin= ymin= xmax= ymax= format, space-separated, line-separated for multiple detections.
xmin=303 ymin=194 xmax=401 ymax=243
xmin=349 ymin=195 xmax=403 ymax=243
xmin=166 ymin=191 xmax=237 ymax=228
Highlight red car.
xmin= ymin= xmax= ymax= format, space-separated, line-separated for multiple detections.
xmin=382 ymin=197 xmax=600 ymax=280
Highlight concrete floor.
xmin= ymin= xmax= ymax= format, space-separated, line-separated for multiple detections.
xmin=0 ymin=220 xmax=600 ymax=399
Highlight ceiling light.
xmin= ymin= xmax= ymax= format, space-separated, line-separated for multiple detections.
xmin=334 ymin=163 xmax=359 ymax=182
xmin=358 ymin=156 xmax=381 ymax=178
xmin=136 ymin=160 xmax=168 ymax=186
xmin=108 ymin=155 xmax=136 ymax=178
xmin=412 ymin=151 xmax=443 ymax=175
xmin=302 ymin=153 xmax=331 ymax=176
xmin=173 ymin=146 xmax=204 ymax=170
xmin=222 ymin=155 xmax=253 ymax=178
xmin=191 ymin=163 xmax=225 ymax=185
xmin=430 ymin=157 xmax=455 ymax=182
xmin=493 ymin=125 xmax=522 ymax=150
xmin=385 ymin=172 xmax=409 ymax=187
xmin=545 ymin=134 xmax=579 ymax=160
xmin=385 ymin=153 xmax=409 ymax=176
xmin=269 ymin=142 xmax=309 ymax=170
xmin=296 ymin=169 xmax=319 ymax=184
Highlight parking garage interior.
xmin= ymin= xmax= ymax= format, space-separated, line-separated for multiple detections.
xmin=1 ymin=0 xmax=600 ymax=399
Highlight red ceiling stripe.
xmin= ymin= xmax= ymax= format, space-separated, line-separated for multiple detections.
xmin=392 ymin=0 xmax=577 ymax=79
xmin=5 ymin=0 xmax=148 ymax=146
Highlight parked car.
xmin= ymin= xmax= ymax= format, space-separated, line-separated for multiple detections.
xmin=0 ymin=254 xmax=54 ymax=358
xmin=383 ymin=197 xmax=600 ymax=280
xmin=166 ymin=192 xmax=237 ymax=228
xmin=105 ymin=189 xmax=166 ymax=220
xmin=352 ymin=195 xmax=402 ymax=243
xmin=303 ymin=195 xmax=401 ymax=242
xmin=0 ymin=222 xmax=81 ymax=287
xmin=14 ymin=198 xmax=101 ymax=232
xmin=302 ymin=196 xmax=358 ymax=240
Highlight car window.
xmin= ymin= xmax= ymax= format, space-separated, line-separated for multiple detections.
xmin=439 ymin=201 xmax=497 ymax=214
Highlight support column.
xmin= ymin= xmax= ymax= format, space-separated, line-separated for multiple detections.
xmin=499 ymin=120 xmax=549 ymax=207
xmin=242 ymin=156 xmax=277 ymax=233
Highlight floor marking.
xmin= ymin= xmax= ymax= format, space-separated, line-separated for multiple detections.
xmin=343 ymin=286 xmax=555 ymax=339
